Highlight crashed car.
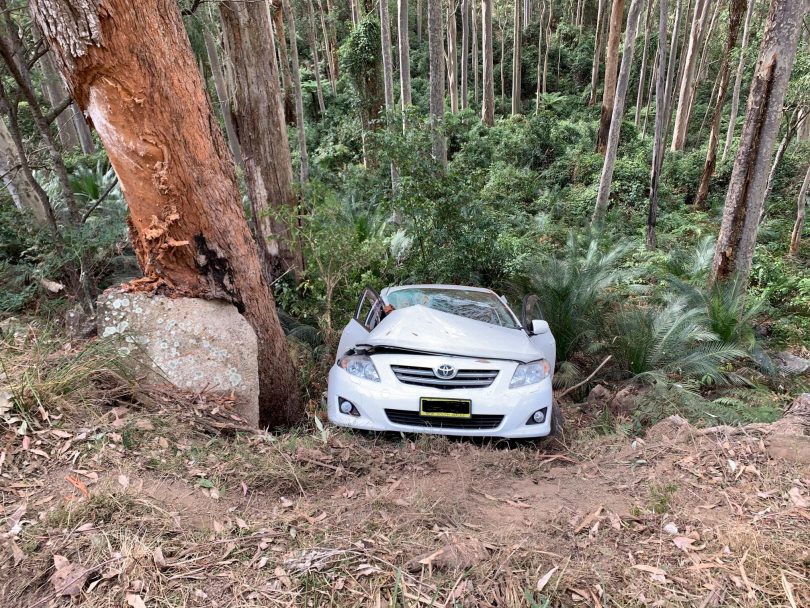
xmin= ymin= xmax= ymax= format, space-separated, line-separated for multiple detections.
xmin=326 ymin=284 xmax=559 ymax=438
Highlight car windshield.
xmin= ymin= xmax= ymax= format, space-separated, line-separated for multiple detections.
xmin=386 ymin=287 xmax=520 ymax=329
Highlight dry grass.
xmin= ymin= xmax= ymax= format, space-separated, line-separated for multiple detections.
xmin=1 ymin=333 xmax=809 ymax=607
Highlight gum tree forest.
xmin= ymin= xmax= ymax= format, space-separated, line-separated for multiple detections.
xmin=2 ymin=0 xmax=810 ymax=604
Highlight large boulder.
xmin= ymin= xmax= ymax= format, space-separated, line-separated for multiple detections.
xmin=97 ymin=289 xmax=259 ymax=426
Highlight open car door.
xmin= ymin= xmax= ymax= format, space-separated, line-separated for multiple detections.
xmin=521 ymin=295 xmax=556 ymax=370
xmin=335 ymin=287 xmax=383 ymax=362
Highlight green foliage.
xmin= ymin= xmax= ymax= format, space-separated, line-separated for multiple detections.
xmin=529 ymin=234 xmax=631 ymax=362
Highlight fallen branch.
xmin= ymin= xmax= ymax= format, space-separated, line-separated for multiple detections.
xmin=554 ymin=355 xmax=612 ymax=401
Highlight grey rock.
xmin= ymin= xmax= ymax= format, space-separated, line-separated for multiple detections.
xmin=96 ymin=289 xmax=259 ymax=426
xmin=611 ymin=385 xmax=648 ymax=415
xmin=770 ymin=393 xmax=810 ymax=436
xmin=773 ymin=352 xmax=810 ymax=375
xmin=66 ymin=305 xmax=97 ymax=340
xmin=587 ymin=384 xmax=612 ymax=404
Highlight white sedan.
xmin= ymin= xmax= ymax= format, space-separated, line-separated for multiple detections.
xmin=326 ymin=285 xmax=559 ymax=438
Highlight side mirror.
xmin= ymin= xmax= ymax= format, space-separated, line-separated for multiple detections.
xmin=531 ymin=319 xmax=550 ymax=335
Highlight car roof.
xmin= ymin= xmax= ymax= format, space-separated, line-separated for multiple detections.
xmin=380 ymin=284 xmax=497 ymax=297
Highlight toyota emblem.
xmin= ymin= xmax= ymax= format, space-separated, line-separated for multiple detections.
xmin=435 ymin=364 xmax=457 ymax=379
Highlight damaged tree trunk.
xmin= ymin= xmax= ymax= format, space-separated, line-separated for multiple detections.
xmin=29 ymin=0 xmax=302 ymax=427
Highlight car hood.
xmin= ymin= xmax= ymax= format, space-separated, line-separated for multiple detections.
xmin=360 ymin=305 xmax=538 ymax=362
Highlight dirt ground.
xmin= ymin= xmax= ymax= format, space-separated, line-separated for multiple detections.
xmin=2 ymin=393 xmax=810 ymax=607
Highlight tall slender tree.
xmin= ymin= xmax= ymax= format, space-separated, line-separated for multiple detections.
xmin=710 ymin=0 xmax=809 ymax=287
xmin=447 ymin=0 xmax=459 ymax=112
xmin=304 ymin=0 xmax=326 ymax=113
xmin=380 ymin=0 xmax=399 ymax=187
xmin=535 ymin=1 xmax=546 ymax=112
xmin=460 ymin=0 xmax=469 ymax=110
xmin=511 ymin=0 xmax=522 ymax=114
xmin=722 ymin=0 xmax=755 ymax=160
xmin=203 ymin=29 xmax=242 ymax=167
xmin=593 ymin=0 xmax=644 ymax=223
xmin=694 ymin=0 xmax=745 ymax=210
xmin=596 ymin=0 xmax=625 ymax=153
xmin=670 ymin=0 xmax=710 ymax=151
xmin=281 ymin=0 xmax=310 ymax=184
xmin=589 ymin=0 xmax=608 ymax=106
xmin=269 ymin=0 xmax=296 ymax=122
xmin=398 ymin=0 xmax=412 ymax=120
xmin=789 ymin=164 xmax=810 ymax=255
xmin=29 ymin=0 xmax=301 ymax=426
xmin=429 ymin=0 xmax=447 ymax=159
xmin=646 ymin=0 xmax=668 ymax=249
xmin=634 ymin=0 xmax=654 ymax=127
xmin=471 ymin=0 xmax=479 ymax=104
xmin=481 ymin=0 xmax=495 ymax=125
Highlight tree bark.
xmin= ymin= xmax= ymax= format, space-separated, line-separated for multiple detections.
xmin=316 ymin=0 xmax=337 ymax=92
xmin=511 ymin=0 xmax=522 ymax=114
xmin=662 ymin=0 xmax=682 ymax=131
xmin=380 ymin=0 xmax=399 ymax=188
xmin=788 ymin=164 xmax=810 ymax=255
xmin=398 ymin=0 xmax=412 ymax=118
xmin=592 ymin=0 xmax=644 ymax=223
xmin=281 ymin=0 xmax=310 ymax=184
xmin=481 ymin=0 xmax=494 ymax=125
xmin=447 ymin=0 xmax=459 ymax=113
xmin=304 ymin=0 xmax=326 ymax=113
xmin=39 ymin=49 xmax=80 ymax=149
xmin=30 ymin=0 xmax=301 ymax=427
xmin=709 ymin=0 xmax=808 ymax=287
xmin=634 ymin=0 xmax=654 ymax=127
xmin=429 ymin=0 xmax=447 ymax=160
xmin=694 ymin=0 xmax=745 ymax=210
xmin=596 ymin=0 xmax=625 ymax=153
xmin=471 ymin=0 xmax=479 ymax=105
xmin=670 ymin=0 xmax=709 ymax=151
xmin=535 ymin=0 xmax=545 ymax=112
xmin=589 ymin=0 xmax=608 ymax=107
xmin=203 ymin=28 xmax=243 ymax=168
xmin=417 ymin=0 xmax=423 ymax=41
xmin=646 ymin=0 xmax=668 ymax=249
xmin=722 ymin=0 xmax=754 ymax=161
xmin=0 ymin=115 xmax=52 ymax=225
xmin=461 ymin=0 xmax=469 ymax=110
xmin=219 ymin=0 xmax=301 ymax=282
xmin=269 ymin=1 xmax=296 ymax=123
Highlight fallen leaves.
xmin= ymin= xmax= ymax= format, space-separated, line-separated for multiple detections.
xmin=65 ymin=475 xmax=89 ymax=497
xmin=50 ymin=555 xmax=90 ymax=596
xmin=536 ymin=566 xmax=558 ymax=592
xmin=632 ymin=564 xmax=668 ymax=584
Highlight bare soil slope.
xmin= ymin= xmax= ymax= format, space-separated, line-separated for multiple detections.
xmin=2 ymin=395 xmax=809 ymax=607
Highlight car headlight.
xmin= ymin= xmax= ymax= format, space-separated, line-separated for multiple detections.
xmin=338 ymin=354 xmax=380 ymax=382
xmin=509 ymin=359 xmax=551 ymax=388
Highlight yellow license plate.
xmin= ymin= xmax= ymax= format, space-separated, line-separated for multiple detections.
xmin=419 ymin=397 xmax=472 ymax=418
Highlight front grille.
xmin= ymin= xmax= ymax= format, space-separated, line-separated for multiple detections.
xmin=385 ymin=409 xmax=504 ymax=430
xmin=391 ymin=365 xmax=498 ymax=389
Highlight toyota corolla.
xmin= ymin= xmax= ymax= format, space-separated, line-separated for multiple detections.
xmin=326 ymin=285 xmax=559 ymax=438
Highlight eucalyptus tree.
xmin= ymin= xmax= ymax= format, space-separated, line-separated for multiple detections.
xmin=429 ymin=0 xmax=447 ymax=159
xmin=481 ymin=0 xmax=495 ymax=125
xmin=670 ymin=0 xmax=710 ymax=151
xmin=722 ymin=0 xmax=755 ymax=160
xmin=29 ymin=0 xmax=301 ymax=426
xmin=511 ymin=0 xmax=522 ymax=114
xmin=647 ymin=0 xmax=668 ymax=249
xmin=596 ymin=0 xmax=625 ymax=153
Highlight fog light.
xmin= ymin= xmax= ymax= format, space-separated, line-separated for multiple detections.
xmin=527 ymin=407 xmax=548 ymax=425
xmin=338 ymin=398 xmax=360 ymax=416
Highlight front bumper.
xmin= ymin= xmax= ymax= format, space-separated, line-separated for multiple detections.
xmin=326 ymin=353 xmax=553 ymax=438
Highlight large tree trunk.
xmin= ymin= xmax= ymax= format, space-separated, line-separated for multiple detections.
xmin=633 ymin=0 xmax=654 ymax=127
xmin=282 ymin=0 xmax=310 ymax=184
xmin=428 ymin=0 xmax=447 ymax=160
xmin=461 ymin=0 xmax=469 ymax=110
xmin=596 ymin=0 xmax=625 ymax=153
xmin=30 ymin=0 xmax=301 ymax=426
xmin=789 ymin=164 xmax=810 ymax=255
xmin=269 ymin=1 xmax=297 ymax=124
xmin=203 ymin=29 xmax=243 ymax=168
xmin=219 ymin=1 xmax=301 ymax=282
xmin=304 ymin=0 xmax=326 ymax=113
xmin=709 ymin=0 xmax=808 ymax=287
xmin=510 ymin=0 xmax=522 ymax=114
xmin=670 ymin=0 xmax=710 ymax=151
xmin=592 ymin=0 xmax=644 ymax=223
xmin=646 ymin=0 xmax=668 ymax=249
xmin=481 ymin=0 xmax=495 ymax=125
xmin=589 ymin=0 xmax=608 ymax=107
xmin=398 ymin=0 xmax=412 ymax=118
xmin=694 ymin=0 xmax=745 ymax=210
xmin=447 ymin=0 xmax=459 ymax=113
xmin=722 ymin=0 xmax=755 ymax=161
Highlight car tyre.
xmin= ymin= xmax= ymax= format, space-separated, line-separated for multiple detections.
xmin=549 ymin=401 xmax=564 ymax=439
